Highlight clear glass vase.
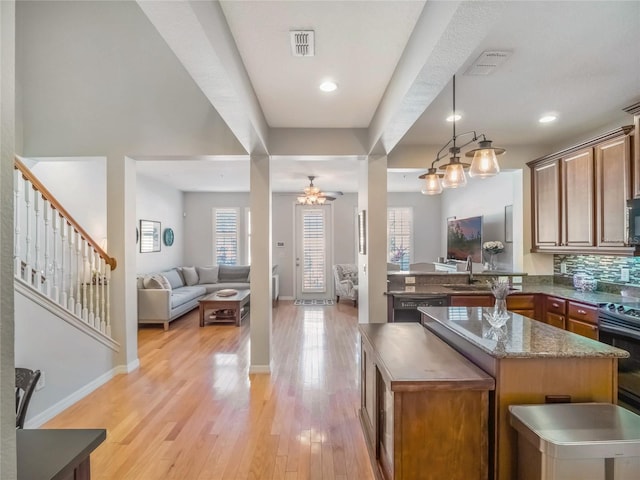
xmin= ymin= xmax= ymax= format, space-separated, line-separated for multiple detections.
xmin=494 ymin=297 xmax=507 ymax=318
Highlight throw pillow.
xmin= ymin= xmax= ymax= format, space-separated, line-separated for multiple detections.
xmin=197 ymin=266 xmax=219 ymax=284
xmin=163 ymin=269 xmax=184 ymax=289
xmin=181 ymin=266 xmax=199 ymax=286
xmin=143 ymin=274 xmax=172 ymax=290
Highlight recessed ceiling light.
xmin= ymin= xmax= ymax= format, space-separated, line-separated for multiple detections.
xmin=446 ymin=114 xmax=462 ymax=122
xmin=319 ymin=81 xmax=338 ymax=92
xmin=539 ymin=114 xmax=557 ymax=124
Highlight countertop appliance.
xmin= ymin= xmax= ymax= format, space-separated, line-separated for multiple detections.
xmin=391 ymin=295 xmax=448 ymax=323
xmin=598 ymin=301 xmax=640 ymax=412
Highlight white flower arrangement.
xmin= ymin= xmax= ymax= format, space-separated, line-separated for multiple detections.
xmin=482 ymin=240 xmax=505 ymax=254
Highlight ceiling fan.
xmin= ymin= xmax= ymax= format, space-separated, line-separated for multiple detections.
xmin=296 ymin=176 xmax=343 ymax=204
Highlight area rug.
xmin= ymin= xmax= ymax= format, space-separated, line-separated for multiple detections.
xmin=294 ymin=299 xmax=335 ymax=306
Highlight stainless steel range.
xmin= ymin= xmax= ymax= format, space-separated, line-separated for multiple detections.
xmin=598 ymin=301 xmax=640 ymax=412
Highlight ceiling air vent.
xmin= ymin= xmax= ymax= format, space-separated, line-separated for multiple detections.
xmin=465 ymin=50 xmax=512 ymax=76
xmin=290 ymin=30 xmax=315 ymax=57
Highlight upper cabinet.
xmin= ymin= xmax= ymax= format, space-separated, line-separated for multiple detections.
xmin=528 ymin=125 xmax=636 ymax=255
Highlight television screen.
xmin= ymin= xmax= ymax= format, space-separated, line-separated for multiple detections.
xmin=447 ymin=216 xmax=483 ymax=263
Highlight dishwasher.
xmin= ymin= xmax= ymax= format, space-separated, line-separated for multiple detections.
xmin=392 ymin=295 xmax=449 ymax=323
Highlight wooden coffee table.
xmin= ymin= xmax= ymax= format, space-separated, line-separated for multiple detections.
xmin=199 ymin=289 xmax=250 ymax=327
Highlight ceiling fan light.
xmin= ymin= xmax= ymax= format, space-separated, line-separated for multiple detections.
xmin=442 ymin=163 xmax=467 ymax=188
xmin=317 ymin=196 xmax=326 ymax=204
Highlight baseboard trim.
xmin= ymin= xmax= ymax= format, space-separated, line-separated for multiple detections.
xmin=249 ymin=364 xmax=271 ymax=374
xmin=25 ymin=366 xmax=120 ymax=428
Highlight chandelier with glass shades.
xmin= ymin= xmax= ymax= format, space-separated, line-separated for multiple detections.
xmin=420 ymin=75 xmax=506 ymax=195
xmin=297 ymin=176 xmax=327 ymax=205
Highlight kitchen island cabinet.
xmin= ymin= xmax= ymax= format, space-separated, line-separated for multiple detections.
xmin=420 ymin=306 xmax=628 ymax=480
xmin=359 ymin=323 xmax=494 ymax=480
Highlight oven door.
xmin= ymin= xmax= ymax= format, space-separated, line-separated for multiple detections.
xmin=599 ymin=320 xmax=640 ymax=413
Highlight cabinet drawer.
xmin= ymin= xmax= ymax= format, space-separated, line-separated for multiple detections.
xmin=567 ymin=301 xmax=598 ymax=325
xmin=545 ymin=312 xmax=565 ymax=329
xmin=545 ymin=296 xmax=566 ymax=315
xmin=507 ymin=294 xmax=536 ymax=310
xmin=567 ymin=318 xmax=599 ymax=340
xmin=450 ymin=295 xmax=494 ymax=307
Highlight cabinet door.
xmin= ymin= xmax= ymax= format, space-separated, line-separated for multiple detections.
xmin=377 ymin=373 xmax=394 ymax=480
xmin=532 ymin=160 xmax=561 ymax=247
xmin=361 ymin=344 xmax=377 ymax=445
xmin=567 ymin=318 xmax=599 ymax=340
xmin=545 ymin=312 xmax=565 ymax=329
xmin=562 ymin=148 xmax=594 ymax=246
xmin=511 ymin=309 xmax=536 ymax=319
xmin=595 ymin=135 xmax=631 ymax=247
xmin=450 ymin=295 xmax=494 ymax=307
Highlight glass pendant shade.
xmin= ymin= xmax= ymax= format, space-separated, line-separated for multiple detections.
xmin=442 ymin=162 xmax=467 ymax=188
xmin=469 ymin=148 xmax=500 ymax=178
xmin=421 ymin=170 xmax=443 ymax=195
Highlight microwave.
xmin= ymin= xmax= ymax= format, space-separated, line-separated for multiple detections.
xmin=628 ymin=198 xmax=640 ymax=245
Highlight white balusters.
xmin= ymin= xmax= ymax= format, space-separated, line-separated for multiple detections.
xmin=82 ymin=239 xmax=89 ymax=321
xmin=99 ymin=257 xmax=106 ymax=333
xmin=23 ymin=175 xmax=33 ymax=283
xmin=88 ymin=248 xmax=96 ymax=328
xmin=43 ymin=199 xmax=52 ymax=297
xmin=67 ymin=226 xmax=75 ymax=311
xmin=60 ymin=221 xmax=67 ymax=307
xmin=33 ymin=192 xmax=43 ymax=290
xmin=14 ymin=169 xmax=22 ymax=276
xmin=51 ymin=212 xmax=60 ymax=303
xmin=75 ymin=231 xmax=82 ymax=316
xmin=105 ymin=266 xmax=111 ymax=337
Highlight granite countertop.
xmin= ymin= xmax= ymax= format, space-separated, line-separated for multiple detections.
xmin=419 ymin=306 xmax=629 ymax=359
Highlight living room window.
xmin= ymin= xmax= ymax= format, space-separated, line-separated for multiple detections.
xmin=214 ymin=208 xmax=239 ymax=265
xmin=387 ymin=207 xmax=413 ymax=270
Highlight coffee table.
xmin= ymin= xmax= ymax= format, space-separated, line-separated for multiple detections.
xmin=199 ymin=289 xmax=250 ymax=327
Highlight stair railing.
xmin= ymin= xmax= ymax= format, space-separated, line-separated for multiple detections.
xmin=13 ymin=157 xmax=117 ymax=338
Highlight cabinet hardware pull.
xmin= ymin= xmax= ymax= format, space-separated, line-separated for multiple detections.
xmin=552 ymin=303 xmax=559 ymax=308
xmin=578 ymin=309 xmax=586 ymax=315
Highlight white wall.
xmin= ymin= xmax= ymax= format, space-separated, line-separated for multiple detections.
xmin=14 ymin=291 xmax=116 ymax=427
xmin=29 ymin=157 xmax=107 ymax=242
xmin=136 ymin=174 xmax=184 ymax=274
xmin=441 ymin=172 xmax=518 ymax=271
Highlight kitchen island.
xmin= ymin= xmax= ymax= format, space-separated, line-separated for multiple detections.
xmin=419 ymin=306 xmax=628 ymax=480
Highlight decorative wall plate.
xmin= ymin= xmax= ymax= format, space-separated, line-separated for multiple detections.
xmin=163 ymin=228 xmax=174 ymax=247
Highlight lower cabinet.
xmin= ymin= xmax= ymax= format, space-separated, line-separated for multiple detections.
xmin=450 ymin=294 xmax=538 ymax=320
xmin=359 ymin=324 xmax=494 ymax=480
xmin=542 ymin=295 xmax=599 ymax=340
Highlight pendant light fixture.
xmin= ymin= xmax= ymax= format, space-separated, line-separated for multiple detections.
xmin=420 ymin=75 xmax=506 ymax=194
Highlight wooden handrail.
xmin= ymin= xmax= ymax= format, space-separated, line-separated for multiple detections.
xmin=14 ymin=157 xmax=117 ymax=271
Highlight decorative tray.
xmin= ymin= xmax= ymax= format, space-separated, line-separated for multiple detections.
xmin=216 ymin=289 xmax=239 ymax=297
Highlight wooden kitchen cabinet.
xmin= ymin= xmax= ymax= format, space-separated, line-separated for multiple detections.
xmin=543 ymin=296 xmax=567 ymax=329
xmin=506 ymin=294 xmax=537 ymax=319
xmin=450 ymin=294 xmax=493 ymax=307
xmin=567 ymin=301 xmax=599 ymax=340
xmin=528 ymin=125 xmax=636 ymax=255
xmin=359 ymin=324 xmax=494 ymax=480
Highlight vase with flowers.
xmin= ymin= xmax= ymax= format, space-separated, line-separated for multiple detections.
xmin=484 ymin=277 xmax=512 ymax=327
xmin=482 ymin=240 xmax=505 ymax=271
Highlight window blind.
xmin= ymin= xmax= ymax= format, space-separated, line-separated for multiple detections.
xmin=388 ymin=207 xmax=413 ymax=271
xmin=302 ymin=209 xmax=326 ymax=292
xmin=215 ymin=209 xmax=239 ymax=265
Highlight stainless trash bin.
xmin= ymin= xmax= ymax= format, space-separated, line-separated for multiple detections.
xmin=509 ymin=403 xmax=640 ymax=480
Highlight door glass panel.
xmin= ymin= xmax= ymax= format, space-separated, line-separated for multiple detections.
xmin=302 ymin=209 xmax=326 ymax=293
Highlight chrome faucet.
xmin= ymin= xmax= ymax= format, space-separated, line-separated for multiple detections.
xmin=466 ymin=255 xmax=473 ymax=283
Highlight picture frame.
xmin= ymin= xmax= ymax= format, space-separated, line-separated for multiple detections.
xmin=140 ymin=220 xmax=161 ymax=253
xmin=505 ymin=205 xmax=513 ymax=243
xmin=358 ymin=210 xmax=367 ymax=255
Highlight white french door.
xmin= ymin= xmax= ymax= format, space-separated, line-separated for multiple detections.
xmin=295 ymin=205 xmax=333 ymax=300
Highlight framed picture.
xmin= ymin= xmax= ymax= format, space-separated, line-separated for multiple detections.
xmin=505 ymin=205 xmax=513 ymax=243
xmin=358 ymin=210 xmax=367 ymax=255
xmin=139 ymin=220 xmax=161 ymax=253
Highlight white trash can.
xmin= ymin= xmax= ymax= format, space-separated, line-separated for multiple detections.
xmin=509 ymin=403 xmax=640 ymax=480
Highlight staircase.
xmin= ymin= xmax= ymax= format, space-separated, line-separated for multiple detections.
xmin=13 ymin=157 xmax=118 ymax=347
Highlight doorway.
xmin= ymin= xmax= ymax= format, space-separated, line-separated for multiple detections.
xmin=294 ymin=205 xmax=333 ymax=301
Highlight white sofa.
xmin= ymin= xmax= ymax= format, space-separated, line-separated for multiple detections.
xmin=138 ymin=265 xmax=279 ymax=330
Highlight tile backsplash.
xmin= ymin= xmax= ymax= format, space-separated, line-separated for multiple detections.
xmin=553 ymin=255 xmax=640 ymax=286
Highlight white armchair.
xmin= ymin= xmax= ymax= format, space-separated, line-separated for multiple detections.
xmin=333 ymin=264 xmax=358 ymax=307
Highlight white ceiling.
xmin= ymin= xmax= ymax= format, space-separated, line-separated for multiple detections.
xmin=133 ymin=0 xmax=640 ymax=193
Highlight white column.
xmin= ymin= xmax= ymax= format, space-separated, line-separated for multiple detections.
xmin=107 ymin=154 xmax=138 ymax=369
xmin=358 ymin=154 xmax=388 ymax=324
xmin=249 ymin=154 xmax=272 ymax=373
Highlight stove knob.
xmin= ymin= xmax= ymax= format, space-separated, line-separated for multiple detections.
xmin=608 ymin=304 xmax=617 ymax=310
xmin=618 ymin=305 xmax=626 ymax=312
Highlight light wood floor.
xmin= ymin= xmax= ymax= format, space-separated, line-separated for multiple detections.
xmin=44 ymin=301 xmax=375 ymax=480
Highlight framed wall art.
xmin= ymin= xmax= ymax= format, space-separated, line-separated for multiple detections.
xmin=139 ymin=220 xmax=161 ymax=253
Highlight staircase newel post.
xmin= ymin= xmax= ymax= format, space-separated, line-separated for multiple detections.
xmin=43 ymin=199 xmax=51 ymax=297
xmin=105 ymin=265 xmax=111 ymax=337
xmin=14 ymin=168 xmax=22 ymax=277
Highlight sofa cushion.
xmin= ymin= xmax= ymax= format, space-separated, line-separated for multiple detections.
xmin=181 ymin=266 xmax=199 ymax=286
xmin=143 ymin=274 xmax=171 ymax=290
xmin=197 ymin=266 xmax=219 ymax=284
xmin=170 ymin=286 xmax=206 ymax=309
xmin=218 ymin=265 xmax=250 ymax=282
xmin=163 ymin=269 xmax=184 ymax=289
